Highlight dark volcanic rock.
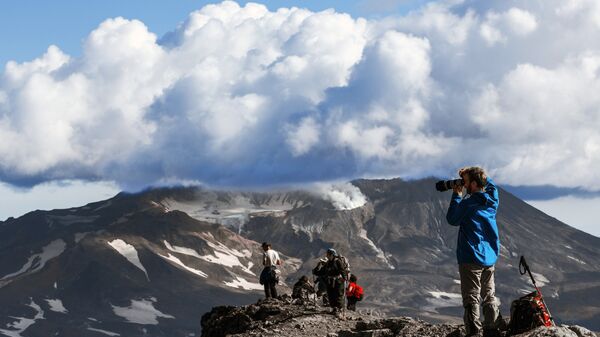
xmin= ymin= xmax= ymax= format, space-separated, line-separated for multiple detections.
xmin=200 ymin=300 xmax=598 ymax=337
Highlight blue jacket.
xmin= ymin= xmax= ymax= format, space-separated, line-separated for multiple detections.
xmin=446 ymin=178 xmax=500 ymax=267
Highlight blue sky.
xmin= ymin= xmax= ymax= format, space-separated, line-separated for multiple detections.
xmin=0 ymin=0 xmax=599 ymax=237
xmin=0 ymin=0 xmax=429 ymax=67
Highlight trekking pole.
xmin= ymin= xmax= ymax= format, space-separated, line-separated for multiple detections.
xmin=312 ymin=276 xmax=317 ymax=304
xmin=343 ymin=277 xmax=348 ymax=319
xmin=519 ymin=256 xmax=555 ymax=325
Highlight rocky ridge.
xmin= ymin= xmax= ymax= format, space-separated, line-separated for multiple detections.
xmin=200 ymin=298 xmax=598 ymax=337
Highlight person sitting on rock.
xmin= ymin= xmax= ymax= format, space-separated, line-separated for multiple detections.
xmin=346 ymin=274 xmax=363 ymax=311
xmin=292 ymin=275 xmax=315 ymax=302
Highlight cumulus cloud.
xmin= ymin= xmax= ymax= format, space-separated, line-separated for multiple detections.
xmin=1 ymin=0 xmax=600 ymax=191
xmin=480 ymin=8 xmax=537 ymax=46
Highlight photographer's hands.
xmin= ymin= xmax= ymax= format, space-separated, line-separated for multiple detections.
xmin=454 ymin=168 xmax=466 ymax=196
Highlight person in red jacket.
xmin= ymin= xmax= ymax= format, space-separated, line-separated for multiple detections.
xmin=346 ymin=274 xmax=363 ymax=311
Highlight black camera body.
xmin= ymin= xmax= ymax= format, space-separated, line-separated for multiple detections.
xmin=435 ymin=178 xmax=464 ymax=192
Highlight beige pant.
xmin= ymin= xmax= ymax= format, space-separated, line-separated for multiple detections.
xmin=459 ymin=263 xmax=500 ymax=335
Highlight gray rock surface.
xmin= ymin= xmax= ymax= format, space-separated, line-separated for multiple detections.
xmin=201 ymin=299 xmax=598 ymax=337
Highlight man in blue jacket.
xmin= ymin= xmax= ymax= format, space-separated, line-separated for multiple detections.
xmin=446 ymin=166 xmax=501 ymax=337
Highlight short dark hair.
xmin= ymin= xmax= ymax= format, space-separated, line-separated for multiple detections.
xmin=460 ymin=166 xmax=487 ymax=188
xmin=350 ymin=274 xmax=357 ymax=282
xmin=261 ymin=242 xmax=271 ymax=248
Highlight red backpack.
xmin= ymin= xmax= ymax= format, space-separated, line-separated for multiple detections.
xmin=508 ymin=256 xmax=554 ymax=335
xmin=508 ymin=291 xmax=552 ymax=335
xmin=354 ymin=284 xmax=364 ymax=301
xmin=347 ymin=282 xmax=364 ymax=301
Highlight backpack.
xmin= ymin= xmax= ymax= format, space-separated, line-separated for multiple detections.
xmin=353 ymin=284 xmax=364 ymax=301
xmin=259 ymin=266 xmax=278 ymax=285
xmin=508 ymin=291 xmax=552 ymax=335
xmin=336 ymin=256 xmax=350 ymax=280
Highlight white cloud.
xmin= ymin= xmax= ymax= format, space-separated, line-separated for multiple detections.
xmin=556 ymin=0 xmax=600 ymax=28
xmin=470 ymin=53 xmax=600 ymax=189
xmin=285 ymin=117 xmax=321 ymax=156
xmin=0 ymin=0 xmax=600 ymax=193
xmin=480 ymin=8 xmax=537 ymax=46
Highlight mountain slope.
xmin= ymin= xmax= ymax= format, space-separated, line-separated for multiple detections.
xmin=0 ymin=179 xmax=599 ymax=336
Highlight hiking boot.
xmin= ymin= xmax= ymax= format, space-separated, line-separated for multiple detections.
xmin=465 ymin=332 xmax=483 ymax=337
xmin=465 ymin=330 xmax=482 ymax=337
xmin=483 ymin=328 xmax=502 ymax=337
xmin=496 ymin=316 xmax=509 ymax=332
xmin=332 ymin=308 xmax=345 ymax=320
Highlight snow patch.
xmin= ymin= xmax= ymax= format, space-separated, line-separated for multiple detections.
xmin=201 ymin=241 xmax=256 ymax=275
xmin=160 ymin=196 xmax=297 ymax=232
xmin=518 ymin=288 xmax=533 ymax=295
xmin=223 ymin=276 xmax=263 ymax=290
xmin=453 ymin=279 xmax=461 ymax=284
xmin=424 ymin=291 xmax=462 ymax=312
xmin=290 ymin=220 xmax=325 ymax=242
xmin=87 ymin=328 xmax=120 ymax=336
xmin=0 ymin=299 xmax=44 ymax=337
xmin=157 ymin=253 xmax=207 ymax=278
xmin=567 ymin=255 xmax=586 ymax=265
xmin=112 ymin=298 xmax=174 ymax=325
xmin=429 ymin=291 xmax=462 ymax=299
xmin=314 ymin=183 xmax=367 ymax=210
xmin=358 ymin=229 xmax=395 ymax=269
xmin=45 ymin=299 xmax=67 ymax=314
xmin=164 ymin=240 xmax=255 ymax=275
xmin=163 ymin=241 xmax=203 ymax=259
xmin=530 ymin=272 xmax=549 ymax=287
xmin=1 ymin=239 xmax=66 ymax=281
xmin=107 ymin=239 xmax=149 ymax=281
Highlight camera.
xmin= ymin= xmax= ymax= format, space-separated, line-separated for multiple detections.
xmin=435 ymin=178 xmax=464 ymax=192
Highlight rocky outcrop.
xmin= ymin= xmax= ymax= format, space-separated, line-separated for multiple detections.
xmin=200 ymin=298 xmax=598 ymax=337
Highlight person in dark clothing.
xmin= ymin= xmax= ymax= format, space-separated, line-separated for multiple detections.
xmin=259 ymin=242 xmax=282 ymax=299
xmin=292 ymin=275 xmax=315 ymax=301
xmin=313 ymin=248 xmax=346 ymax=317
xmin=312 ymin=259 xmax=330 ymax=306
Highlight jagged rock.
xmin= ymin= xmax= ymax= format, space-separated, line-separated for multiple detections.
xmin=566 ymin=326 xmax=597 ymax=337
xmin=200 ymin=305 xmax=254 ymax=337
xmin=355 ymin=317 xmax=415 ymax=334
xmin=339 ymin=329 xmax=394 ymax=337
xmin=513 ymin=326 xmax=598 ymax=337
xmin=201 ymin=300 xmax=598 ymax=337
